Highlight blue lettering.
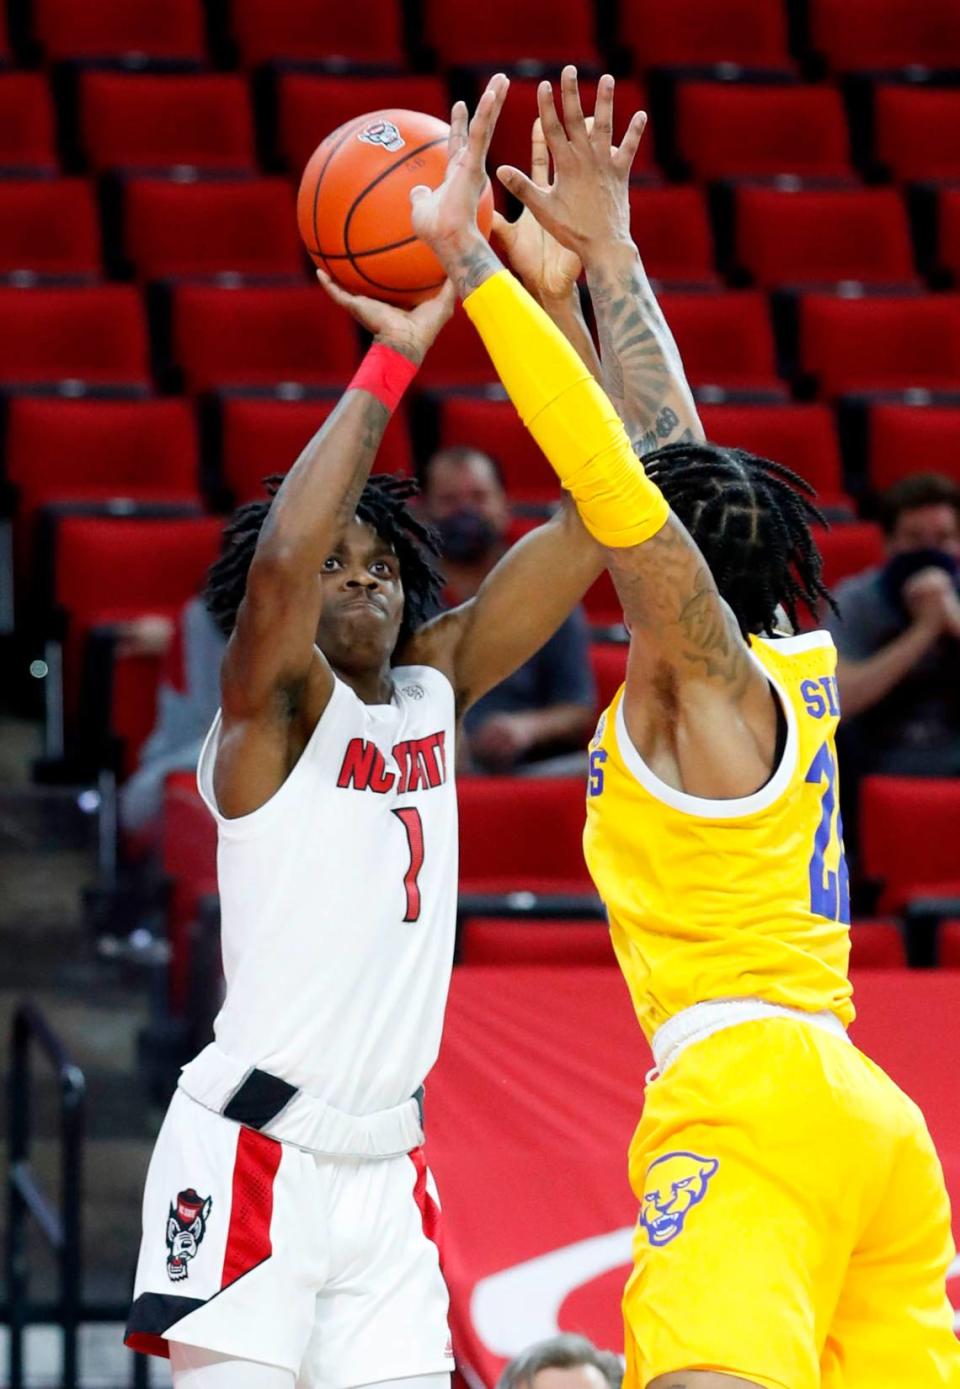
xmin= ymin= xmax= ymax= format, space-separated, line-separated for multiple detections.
xmin=588 ymin=748 xmax=608 ymax=798
xmin=819 ymin=675 xmax=841 ymax=717
xmin=801 ymin=679 xmax=827 ymax=719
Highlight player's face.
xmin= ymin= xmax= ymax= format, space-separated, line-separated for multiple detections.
xmin=314 ymin=517 xmax=404 ymax=668
xmin=889 ymin=503 xmax=960 ymax=559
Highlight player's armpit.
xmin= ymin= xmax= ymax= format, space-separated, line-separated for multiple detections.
xmin=403 ymin=503 xmax=604 ymax=713
xmin=613 ymin=516 xmax=778 ymax=798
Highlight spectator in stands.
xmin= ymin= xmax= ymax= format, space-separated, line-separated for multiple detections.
xmin=825 ymin=473 xmax=960 ymax=781
xmin=119 ymin=596 xmax=225 ymax=840
xmin=421 ymin=444 xmax=596 ymax=772
xmin=497 ymin=1333 xmax=623 ymax=1389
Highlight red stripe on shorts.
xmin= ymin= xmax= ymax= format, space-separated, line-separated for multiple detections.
xmin=409 ymin=1145 xmax=444 ymax=1265
xmin=220 ymin=1126 xmax=282 ymax=1289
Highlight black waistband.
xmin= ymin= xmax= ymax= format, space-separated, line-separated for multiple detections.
xmin=221 ymin=1069 xmax=426 ymax=1132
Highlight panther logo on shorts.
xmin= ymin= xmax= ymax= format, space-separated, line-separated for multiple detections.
xmin=639 ymin=1151 xmax=719 ymax=1246
xmin=166 ymin=1188 xmax=212 ymax=1282
xmin=358 ymin=120 xmax=405 ymax=153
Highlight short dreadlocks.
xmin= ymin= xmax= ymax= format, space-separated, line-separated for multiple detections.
xmin=204 ymin=474 xmax=445 ymax=647
xmin=642 ymin=440 xmax=835 ymax=636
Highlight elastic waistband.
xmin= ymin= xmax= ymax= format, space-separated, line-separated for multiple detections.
xmin=178 ymin=1044 xmax=425 ymax=1159
xmin=650 ymin=998 xmax=850 ymax=1077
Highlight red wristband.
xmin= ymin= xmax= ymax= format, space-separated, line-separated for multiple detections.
xmin=348 ymin=342 xmax=418 ymax=413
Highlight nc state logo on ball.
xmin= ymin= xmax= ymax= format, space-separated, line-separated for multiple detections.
xmin=358 ymin=120 xmax=406 ymax=154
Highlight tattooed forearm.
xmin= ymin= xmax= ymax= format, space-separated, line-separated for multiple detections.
xmin=449 ymin=239 xmax=500 ymax=298
xmin=585 ymin=244 xmax=703 ymax=452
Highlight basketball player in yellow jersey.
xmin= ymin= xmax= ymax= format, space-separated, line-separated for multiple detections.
xmin=413 ymin=73 xmax=960 ymax=1389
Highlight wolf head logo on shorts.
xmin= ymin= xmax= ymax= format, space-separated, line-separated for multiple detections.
xmin=639 ymin=1151 xmax=719 ymax=1247
xmin=358 ymin=120 xmax=405 ymax=153
xmin=166 ymin=1188 xmax=212 ymax=1282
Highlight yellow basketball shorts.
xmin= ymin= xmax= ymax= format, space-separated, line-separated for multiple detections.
xmin=623 ymin=1017 xmax=960 ymax=1389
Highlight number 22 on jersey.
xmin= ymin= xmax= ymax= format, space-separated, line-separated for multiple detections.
xmin=805 ymin=741 xmax=850 ymax=925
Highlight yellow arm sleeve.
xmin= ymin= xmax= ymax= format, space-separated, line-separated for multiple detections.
xmin=463 ymin=269 xmax=670 ymax=549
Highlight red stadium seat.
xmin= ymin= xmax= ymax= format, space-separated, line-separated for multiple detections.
xmin=7 ymin=398 xmax=200 ymax=550
xmin=734 ymin=187 xmax=916 ymax=288
xmin=868 ymin=403 xmax=960 ymax=492
xmin=590 ymin=642 xmax=627 ymax=715
xmin=0 ymin=74 xmax=58 ymax=171
xmin=460 ymin=919 xmax=613 ymax=966
xmin=0 ymin=285 xmax=149 ymax=386
xmin=53 ymin=514 xmax=223 ymax=722
xmin=220 ymin=395 xmax=412 ymax=504
xmin=811 ymin=0 xmax=960 ymax=73
xmin=437 ymin=396 xmax=553 ymax=505
xmin=230 ymin=0 xmax=405 ymax=66
xmin=490 ymin=79 xmax=653 ymax=193
xmin=798 ymin=293 xmax=960 ymax=396
xmin=860 ymin=776 xmax=960 ymax=914
xmin=0 ymin=179 xmax=101 ymax=277
xmin=276 ymin=74 xmax=448 ymax=174
xmin=162 ymin=772 xmax=218 ymax=1008
xmin=33 ymin=0 xmax=206 ymax=61
xmin=458 ymin=776 xmax=592 ymax=894
xmin=848 ymin=919 xmax=907 ymax=969
xmin=936 ymin=187 xmax=960 ymax=285
xmin=811 ymin=521 xmax=885 ymax=590
xmin=630 ymin=184 xmax=718 ymax=285
xmin=123 ymin=177 xmax=303 ymax=279
xmin=698 ymin=404 xmax=851 ymax=513
xmin=941 ymin=921 xmax=960 ymax=968
xmin=423 ymin=0 xmax=597 ymax=68
xmin=675 ymin=82 xmax=851 ymax=180
xmin=80 ymin=73 xmax=256 ymax=173
xmin=170 ymin=284 xmax=359 ymax=392
xmin=622 ymin=0 xmax=793 ymax=71
xmin=416 ymin=307 xmax=497 ymax=390
xmin=874 ymin=86 xmax=960 ymax=182
xmin=657 ymin=291 xmax=782 ymax=392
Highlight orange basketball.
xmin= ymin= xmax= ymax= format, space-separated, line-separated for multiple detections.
xmin=297 ymin=109 xmax=494 ymax=308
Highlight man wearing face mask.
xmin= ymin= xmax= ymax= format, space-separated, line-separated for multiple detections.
xmin=824 ymin=473 xmax=960 ymax=819
xmin=420 ymin=445 xmax=596 ymax=772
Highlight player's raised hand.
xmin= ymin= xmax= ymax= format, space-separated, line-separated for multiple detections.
xmin=410 ymin=74 xmax=509 ymax=255
xmin=316 ymin=270 xmax=456 ymax=363
xmin=497 ymin=66 xmax=646 ymax=262
xmin=491 ymin=117 xmax=583 ymax=305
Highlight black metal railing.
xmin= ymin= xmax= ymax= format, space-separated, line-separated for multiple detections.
xmin=4 ymin=1003 xmax=152 ymax=1386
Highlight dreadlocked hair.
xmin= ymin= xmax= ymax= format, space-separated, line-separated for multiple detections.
xmin=204 ymin=473 xmax=445 ymax=645
xmin=642 ymin=440 xmax=836 ymax=636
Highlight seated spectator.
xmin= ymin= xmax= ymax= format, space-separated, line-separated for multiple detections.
xmin=120 ymin=594 xmax=225 ymax=839
xmin=420 ymin=445 xmax=596 ymax=773
xmin=496 ymin=1333 xmax=623 ymax=1389
xmin=825 ymin=473 xmax=960 ymax=781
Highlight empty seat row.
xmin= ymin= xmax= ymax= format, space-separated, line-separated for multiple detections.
xmin=13 ymin=177 xmax=960 ymax=291
xmin=3 ymin=282 xmax=960 ymax=398
xmin=6 ymin=70 xmax=960 ymax=184
xmin=12 ymin=0 xmax=960 ymax=74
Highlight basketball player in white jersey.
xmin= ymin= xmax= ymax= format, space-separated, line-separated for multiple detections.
xmin=126 ymin=81 xmax=603 ymax=1389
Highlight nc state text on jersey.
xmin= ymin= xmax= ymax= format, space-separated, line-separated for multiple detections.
xmin=336 ymin=732 xmax=448 ymax=795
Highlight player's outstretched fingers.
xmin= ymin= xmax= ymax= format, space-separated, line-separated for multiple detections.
xmin=536 ymin=79 xmax=569 ymax=165
xmin=316 ymin=268 xmax=359 ymax=311
xmin=614 ymin=110 xmax=648 ymax=177
xmin=530 ymin=118 xmax=550 ymax=189
xmin=467 ymin=73 xmax=509 ymax=167
xmin=559 ymin=64 xmax=588 ymax=142
xmin=495 ymin=163 xmax=548 ymax=216
xmin=447 ymin=100 xmax=469 ymax=160
xmin=591 ymin=73 xmax=615 ymax=150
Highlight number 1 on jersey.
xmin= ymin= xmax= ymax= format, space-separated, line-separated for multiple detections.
xmin=392 ymin=807 xmax=425 ymax=923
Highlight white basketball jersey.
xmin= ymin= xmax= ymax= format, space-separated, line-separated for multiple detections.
xmin=196 ymin=664 xmax=458 ymax=1115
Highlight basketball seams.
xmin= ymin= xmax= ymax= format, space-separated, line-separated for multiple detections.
xmin=308 ymin=111 xmax=382 ymax=275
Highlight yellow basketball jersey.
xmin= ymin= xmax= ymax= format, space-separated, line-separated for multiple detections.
xmin=583 ymin=630 xmax=855 ymax=1041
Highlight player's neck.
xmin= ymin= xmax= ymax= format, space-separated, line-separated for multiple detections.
xmin=332 ymin=662 xmax=395 ymax=706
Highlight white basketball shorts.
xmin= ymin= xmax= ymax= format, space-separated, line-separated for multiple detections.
xmin=125 ymin=1090 xmax=453 ymax=1388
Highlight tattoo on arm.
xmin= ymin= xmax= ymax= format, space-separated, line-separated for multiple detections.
xmin=452 ymin=242 xmax=501 ymax=297
xmin=587 ymin=258 xmax=700 ymax=453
